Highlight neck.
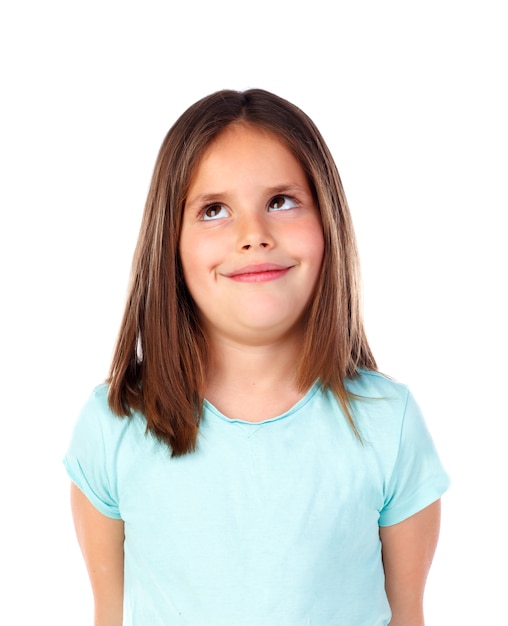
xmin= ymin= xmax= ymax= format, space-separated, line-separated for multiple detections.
xmin=203 ymin=334 xmax=306 ymax=422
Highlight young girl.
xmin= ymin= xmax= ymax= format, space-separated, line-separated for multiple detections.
xmin=65 ymin=89 xmax=449 ymax=626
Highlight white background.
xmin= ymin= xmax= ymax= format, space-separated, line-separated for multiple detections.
xmin=1 ymin=1 xmax=506 ymax=623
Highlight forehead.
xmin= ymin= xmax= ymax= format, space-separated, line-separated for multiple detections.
xmin=188 ymin=123 xmax=308 ymax=190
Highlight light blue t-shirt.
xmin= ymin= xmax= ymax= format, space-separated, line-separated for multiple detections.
xmin=64 ymin=370 xmax=449 ymax=626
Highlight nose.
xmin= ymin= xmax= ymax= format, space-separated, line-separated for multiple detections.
xmin=238 ymin=212 xmax=275 ymax=251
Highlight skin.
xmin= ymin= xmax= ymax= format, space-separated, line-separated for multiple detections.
xmin=180 ymin=123 xmax=325 ymax=350
xmin=380 ymin=500 xmax=441 ymax=625
xmin=71 ymin=122 xmax=441 ymax=624
xmin=180 ymin=123 xmax=325 ymax=420
xmin=71 ymin=483 xmax=124 ymax=626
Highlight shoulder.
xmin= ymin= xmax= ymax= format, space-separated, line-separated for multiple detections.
xmin=345 ymin=369 xmax=412 ymax=431
xmin=68 ymin=383 xmax=147 ymax=455
xmin=85 ymin=382 xmax=115 ymax=414
xmin=82 ymin=383 xmax=140 ymax=424
xmin=344 ymin=369 xmax=431 ymax=463
xmin=75 ymin=384 xmax=120 ymax=437
xmin=64 ymin=384 xmax=149 ymax=518
xmin=346 ymin=370 xmax=450 ymax=524
xmin=346 ymin=368 xmax=410 ymax=401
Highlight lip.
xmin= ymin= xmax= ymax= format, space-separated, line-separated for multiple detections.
xmin=224 ymin=263 xmax=293 ymax=283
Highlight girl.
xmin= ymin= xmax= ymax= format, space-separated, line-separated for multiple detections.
xmin=65 ymin=89 xmax=449 ymax=626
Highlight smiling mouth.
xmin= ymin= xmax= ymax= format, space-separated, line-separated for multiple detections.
xmin=224 ymin=264 xmax=292 ymax=283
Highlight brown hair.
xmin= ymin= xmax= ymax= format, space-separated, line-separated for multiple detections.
xmin=107 ymin=88 xmax=377 ymax=455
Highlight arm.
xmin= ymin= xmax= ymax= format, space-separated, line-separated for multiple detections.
xmin=379 ymin=499 xmax=441 ymax=626
xmin=70 ymin=482 xmax=125 ymax=626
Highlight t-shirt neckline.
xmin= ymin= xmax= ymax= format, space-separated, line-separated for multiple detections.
xmin=203 ymin=380 xmax=321 ymax=426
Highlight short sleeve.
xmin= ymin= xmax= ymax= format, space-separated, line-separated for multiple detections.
xmin=63 ymin=385 xmax=122 ymax=519
xmin=378 ymin=388 xmax=450 ymax=526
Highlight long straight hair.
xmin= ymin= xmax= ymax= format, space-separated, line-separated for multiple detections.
xmin=107 ymin=89 xmax=377 ymax=455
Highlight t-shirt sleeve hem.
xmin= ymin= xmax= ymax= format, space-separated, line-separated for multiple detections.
xmin=63 ymin=457 xmax=122 ymax=520
xmin=378 ymin=477 xmax=450 ymax=527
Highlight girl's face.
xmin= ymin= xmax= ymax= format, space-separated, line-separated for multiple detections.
xmin=180 ymin=123 xmax=324 ymax=347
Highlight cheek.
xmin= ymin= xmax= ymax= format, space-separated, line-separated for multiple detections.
xmin=179 ymin=234 xmax=222 ymax=302
xmin=304 ymin=224 xmax=325 ymax=294
xmin=312 ymin=227 xmax=325 ymax=265
xmin=299 ymin=219 xmax=325 ymax=270
xmin=179 ymin=233 xmax=200 ymax=294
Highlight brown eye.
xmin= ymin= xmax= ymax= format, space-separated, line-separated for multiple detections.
xmin=268 ymin=195 xmax=298 ymax=211
xmin=203 ymin=204 xmax=228 ymax=221
xmin=270 ymin=196 xmax=285 ymax=210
